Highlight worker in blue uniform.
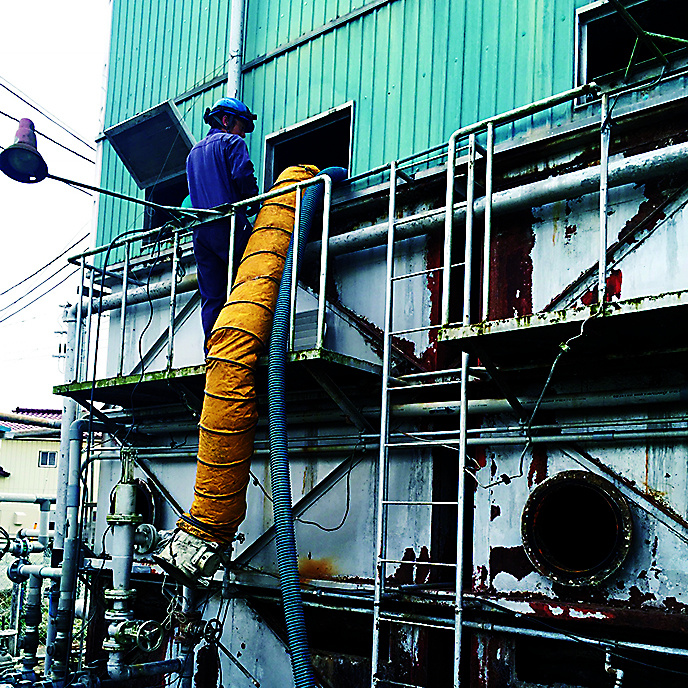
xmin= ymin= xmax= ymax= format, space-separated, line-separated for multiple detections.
xmin=187 ymin=97 xmax=260 ymax=347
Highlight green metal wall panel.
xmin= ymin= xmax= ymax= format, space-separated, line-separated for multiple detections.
xmin=98 ymin=0 xmax=232 ymax=247
xmin=242 ymin=0 xmax=594 ymax=179
xmin=98 ymin=0 xmax=597 ymax=247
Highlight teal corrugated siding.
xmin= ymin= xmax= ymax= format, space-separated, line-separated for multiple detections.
xmin=99 ymin=0 xmax=594 ymax=246
xmin=243 ymin=0 xmax=593 ymax=178
xmin=97 ymin=0 xmax=232 ymax=247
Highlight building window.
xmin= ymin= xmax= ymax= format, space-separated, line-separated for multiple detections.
xmin=576 ymin=0 xmax=688 ymax=89
xmin=143 ymin=172 xmax=189 ymax=233
xmin=264 ymin=102 xmax=354 ymax=189
xmin=38 ymin=451 xmax=57 ymax=468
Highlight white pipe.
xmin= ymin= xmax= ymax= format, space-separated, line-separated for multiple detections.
xmin=227 ymin=0 xmax=245 ymax=98
xmin=599 ymin=93 xmax=610 ymax=306
xmin=0 ymin=494 xmax=55 ymax=504
xmin=310 ymin=139 xmax=688 ymax=259
xmin=15 ymin=565 xmax=62 ymax=580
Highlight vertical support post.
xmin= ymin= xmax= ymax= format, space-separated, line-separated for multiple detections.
xmin=288 ymin=185 xmax=302 ymax=353
xmin=167 ymin=232 xmax=180 ymax=369
xmin=118 ymin=242 xmax=130 ymax=376
xmin=463 ymin=135 xmax=476 ymax=326
xmin=316 ymin=176 xmax=333 ymax=350
xmin=481 ymin=123 xmax=494 ymax=321
xmin=599 ymin=93 xmax=610 ymax=307
xmin=227 ymin=0 xmax=245 ymax=99
xmin=454 ymin=346 xmax=468 ymax=688
xmin=442 ymin=134 xmax=458 ymax=325
xmin=84 ymin=268 xmax=95 ymax=381
xmin=452 ymin=135 xmax=477 ymax=687
xmin=371 ymin=161 xmax=397 ymax=687
xmin=75 ymin=259 xmax=85 ymax=382
xmin=228 ymin=211 xmax=237 ymax=297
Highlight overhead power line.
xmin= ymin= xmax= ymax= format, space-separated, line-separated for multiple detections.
xmin=0 ymin=263 xmax=70 ymax=314
xmin=0 ymin=109 xmax=95 ymax=164
xmin=0 ymin=233 xmax=89 ymax=297
xmin=0 ymin=75 xmax=96 ymax=151
xmin=0 ymin=267 xmax=79 ymax=326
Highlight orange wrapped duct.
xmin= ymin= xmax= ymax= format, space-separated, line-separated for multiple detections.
xmin=179 ymin=165 xmax=319 ymax=545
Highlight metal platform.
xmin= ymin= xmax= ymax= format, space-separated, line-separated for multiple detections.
xmin=438 ymin=289 xmax=688 ymax=371
xmin=53 ymin=348 xmax=381 ymax=409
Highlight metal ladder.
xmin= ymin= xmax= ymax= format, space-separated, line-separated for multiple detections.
xmin=370 ymin=131 xmax=490 ymax=686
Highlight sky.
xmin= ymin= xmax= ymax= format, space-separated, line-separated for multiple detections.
xmin=0 ymin=1 xmax=111 ymax=412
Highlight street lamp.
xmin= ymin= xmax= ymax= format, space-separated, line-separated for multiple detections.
xmin=0 ymin=118 xmax=48 ymax=183
xmin=0 ymin=118 xmax=221 ymax=224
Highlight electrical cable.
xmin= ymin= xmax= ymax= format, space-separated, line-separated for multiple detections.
xmin=0 ymin=108 xmax=95 ymax=164
xmin=0 ymin=263 xmax=70 ymax=314
xmin=0 ymin=75 xmax=96 ymax=151
xmin=0 ymin=233 xmax=88 ymax=297
xmin=0 ymin=267 xmax=79 ymax=325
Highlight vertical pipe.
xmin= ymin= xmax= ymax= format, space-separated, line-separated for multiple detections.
xmin=109 ymin=452 xmax=137 ymax=592
xmin=289 ymin=186 xmax=302 ymax=352
xmin=371 ymin=161 xmax=397 ymax=687
xmin=51 ymin=420 xmax=85 ymax=680
xmin=228 ymin=212 xmax=237 ymax=296
xmin=84 ymin=268 xmax=95 ymax=380
xmin=49 ymin=308 xmax=78 ymax=673
xmin=442 ymin=135 xmax=457 ymax=325
xmin=118 ymin=242 xmax=130 ymax=376
xmin=316 ymin=176 xmax=332 ymax=350
xmin=463 ymin=135 xmax=476 ymax=325
xmin=167 ymin=232 xmax=180 ymax=368
xmin=481 ymin=123 xmax=494 ymax=321
xmin=599 ymin=93 xmax=610 ymax=307
xmin=75 ymin=259 xmax=85 ymax=382
xmin=227 ymin=0 xmax=245 ymax=98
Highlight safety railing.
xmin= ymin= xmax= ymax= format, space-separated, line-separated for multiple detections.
xmin=66 ymin=174 xmax=337 ymax=386
xmin=371 ymin=81 xmax=605 ymax=688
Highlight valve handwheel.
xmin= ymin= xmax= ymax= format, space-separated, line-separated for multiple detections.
xmin=136 ymin=620 xmax=164 ymax=653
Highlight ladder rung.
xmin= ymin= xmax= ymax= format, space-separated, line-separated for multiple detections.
xmin=379 ymin=614 xmax=453 ymax=631
xmin=379 ymin=559 xmax=456 ymax=568
xmin=391 ymin=265 xmax=442 ymax=282
xmin=374 ymin=679 xmax=427 ymax=688
xmin=382 ymin=500 xmax=459 ymax=506
xmin=390 ymin=325 xmax=441 ymax=336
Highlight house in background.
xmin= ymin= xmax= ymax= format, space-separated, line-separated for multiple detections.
xmin=0 ymin=409 xmax=60 ymax=537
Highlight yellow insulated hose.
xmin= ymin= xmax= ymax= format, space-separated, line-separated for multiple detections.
xmin=179 ymin=165 xmax=319 ymax=545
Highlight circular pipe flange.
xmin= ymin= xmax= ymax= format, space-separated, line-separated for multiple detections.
xmin=521 ymin=470 xmax=632 ymax=587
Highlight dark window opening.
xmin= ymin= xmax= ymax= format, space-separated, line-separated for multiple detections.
xmin=264 ymin=104 xmax=353 ymax=189
xmin=578 ymin=0 xmax=688 ymax=88
xmin=143 ymin=173 xmax=189 ymax=241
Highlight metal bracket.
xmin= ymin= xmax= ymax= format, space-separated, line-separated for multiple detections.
xmin=304 ymin=363 xmax=374 ymax=432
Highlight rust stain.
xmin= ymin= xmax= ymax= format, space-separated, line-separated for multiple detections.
xmin=489 ymin=211 xmax=536 ymax=319
xmin=527 ymin=446 xmax=548 ymax=488
xmin=422 ymin=233 xmax=443 ymax=370
xmin=628 ymin=586 xmax=655 ymax=608
xmin=415 ymin=546 xmax=431 ymax=585
xmin=473 ymin=565 xmax=489 ymax=592
xmin=490 ymin=504 xmax=501 ymax=521
xmin=392 ymin=547 xmax=416 ymax=585
xmin=663 ymin=597 xmax=688 ymax=614
xmin=489 ymin=546 xmax=534 ymax=585
xmin=299 ymin=555 xmax=337 ymax=582
xmin=580 ymin=269 xmax=622 ymax=305
xmin=475 ymin=447 xmax=488 ymax=469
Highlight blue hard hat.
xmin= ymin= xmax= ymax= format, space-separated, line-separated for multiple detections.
xmin=204 ymin=97 xmax=257 ymax=132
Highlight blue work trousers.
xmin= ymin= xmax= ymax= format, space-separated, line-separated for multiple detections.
xmin=193 ymin=219 xmax=251 ymax=347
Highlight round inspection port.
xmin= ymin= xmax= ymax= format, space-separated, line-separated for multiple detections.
xmin=521 ymin=470 xmax=632 ymax=587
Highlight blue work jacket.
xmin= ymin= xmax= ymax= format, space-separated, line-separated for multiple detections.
xmin=186 ymin=128 xmax=259 ymax=210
